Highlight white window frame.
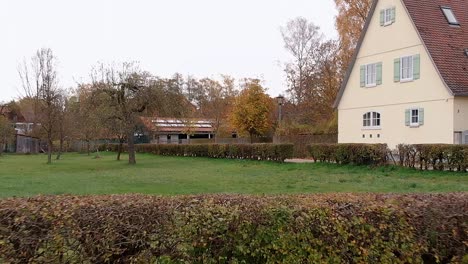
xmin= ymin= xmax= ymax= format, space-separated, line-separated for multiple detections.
xmin=365 ymin=63 xmax=377 ymax=87
xmin=363 ymin=111 xmax=381 ymax=130
xmin=410 ymin=108 xmax=419 ymax=127
xmin=384 ymin=8 xmax=393 ymax=26
xmin=441 ymin=7 xmax=459 ymax=26
xmin=400 ymin=55 xmax=414 ymax=82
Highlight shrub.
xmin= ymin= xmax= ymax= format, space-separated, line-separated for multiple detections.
xmin=396 ymin=144 xmax=468 ymax=171
xmin=0 ymin=194 xmax=466 ymax=263
xmin=99 ymin=143 xmax=294 ymax=162
xmin=309 ymin=143 xmax=388 ymax=166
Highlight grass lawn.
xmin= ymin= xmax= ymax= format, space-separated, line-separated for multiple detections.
xmin=0 ymin=152 xmax=466 ymax=198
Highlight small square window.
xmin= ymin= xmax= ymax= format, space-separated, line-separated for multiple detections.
xmin=363 ymin=134 xmax=365 ymax=138
xmin=370 ymin=134 xmax=373 ymax=138
xmin=377 ymin=134 xmax=380 ymax=138
xmin=441 ymin=7 xmax=459 ymax=26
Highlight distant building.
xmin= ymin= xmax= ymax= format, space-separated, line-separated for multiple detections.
xmin=1 ymin=106 xmax=39 ymax=153
xmin=140 ymin=117 xmax=216 ymax=144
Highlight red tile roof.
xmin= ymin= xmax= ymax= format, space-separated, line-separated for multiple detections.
xmin=403 ymin=0 xmax=468 ymax=95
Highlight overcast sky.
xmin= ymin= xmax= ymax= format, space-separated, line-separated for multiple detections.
xmin=0 ymin=0 xmax=337 ymax=102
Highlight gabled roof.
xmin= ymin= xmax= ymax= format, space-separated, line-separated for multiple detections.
xmin=403 ymin=0 xmax=468 ymax=95
xmin=335 ymin=0 xmax=468 ymax=107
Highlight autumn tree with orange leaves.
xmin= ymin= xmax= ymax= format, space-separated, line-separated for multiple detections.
xmin=334 ymin=0 xmax=372 ymax=74
xmin=230 ymin=80 xmax=274 ymax=143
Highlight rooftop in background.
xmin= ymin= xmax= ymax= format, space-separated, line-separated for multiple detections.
xmin=403 ymin=0 xmax=468 ymax=95
xmin=140 ymin=117 xmax=215 ymax=134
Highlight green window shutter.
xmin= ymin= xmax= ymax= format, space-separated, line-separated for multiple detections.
xmin=391 ymin=7 xmax=396 ymax=23
xmin=413 ymin=54 xmax=420 ymax=80
xmin=394 ymin=58 xmax=401 ymax=82
xmin=419 ymin=108 xmax=424 ymax=125
xmin=376 ymin=62 xmax=383 ymax=85
xmin=405 ymin=109 xmax=410 ymax=126
xmin=360 ymin=65 xmax=365 ymax=87
xmin=380 ymin=10 xmax=385 ymax=26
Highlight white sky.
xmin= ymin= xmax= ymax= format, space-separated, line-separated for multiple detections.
xmin=0 ymin=0 xmax=337 ymax=102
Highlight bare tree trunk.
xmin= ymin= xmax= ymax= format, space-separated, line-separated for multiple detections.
xmin=127 ymin=131 xmax=136 ymax=165
xmin=117 ymin=138 xmax=124 ymax=161
xmin=250 ymin=132 xmax=253 ymax=144
xmin=56 ymin=127 xmax=64 ymax=160
xmin=56 ymin=137 xmax=64 ymax=160
xmin=47 ymin=138 xmax=53 ymax=164
xmin=87 ymin=140 xmax=90 ymax=156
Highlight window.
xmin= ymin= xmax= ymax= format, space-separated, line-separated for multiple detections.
xmin=380 ymin=7 xmax=395 ymax=26
xmin=441 ymin=7 xmax=459 ymax=26
xmin=372 ymin=112 xmax=381 ymax=126
xmin=363 ymin=112 xmax=371 ymax=127
xmin=363 ymin=111 xmax=381 ymax=129
xmin=365 ymin=63 xmax=377 ymax=87
xmin=410 ymin=109 xmax=419 ymax=126
xmin=401 ymin=56 xmax=413 ymax=81
xmin=384 ymin=8 xmax=392 ymax=25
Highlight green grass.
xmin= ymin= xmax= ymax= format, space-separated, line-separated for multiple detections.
xmin=0 ymin=152 xmax=466 ymax=198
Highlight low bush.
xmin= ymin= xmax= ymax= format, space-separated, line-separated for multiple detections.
xmin=100 ymin=143 xmax=294 ymax=162
xmin=308 ymin=143 xmax=388 ymax=166
xmin=0 ymin=194 xmax=466 ymax=263
xmin=396 ymin=144 xmax=468 ymax=171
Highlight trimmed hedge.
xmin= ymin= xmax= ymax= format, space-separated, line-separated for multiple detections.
xmin=100 ymin=143 xmax=294 ymax=162
xmin=308 ymin=143 xmax=389 ymax=166
xmin=0 ymin=194 xmax=466 ymax=263
xmin=397 ymin=144 xmax=468 ymax=171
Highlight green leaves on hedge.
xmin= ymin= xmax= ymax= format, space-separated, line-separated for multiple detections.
xmin=308 ymin=143 xmax=389 ymax=166
xmin=0 ymin=194 xmax=466 ymax=263
xmin=100 ymin=143 xmax=294 ymax=162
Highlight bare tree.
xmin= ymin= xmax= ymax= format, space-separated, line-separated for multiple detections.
xmin=281 ymin=17 xmax=323 ymax=105
xmin=18 ymin=48 xmax=62 ymax=164
xmin=91 ymin=62 xmax=153 ymax=165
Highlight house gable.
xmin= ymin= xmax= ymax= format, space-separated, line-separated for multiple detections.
xmin=335 ymin=0 xmax=453 ymax=110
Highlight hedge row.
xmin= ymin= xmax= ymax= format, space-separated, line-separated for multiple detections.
xmin=308 ymin=143 xmax=388 ymax=166
xmin=397 ymin=144 xmax=468 ymax=171
xmin=100 ymin=143 xmax=294 ymax=162
xmin=0 ymin=194 xmax=466 ymax=263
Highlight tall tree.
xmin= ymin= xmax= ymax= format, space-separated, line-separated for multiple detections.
xmin=196 ymin=76 xmax=237 ymax=142
xmin=230 ymin=79 xmax=274 ymax=143
xmin=334 ymin=0 xmax=372 ymax=74
xmin=70 ymin=84 xmax=105 ymax=156
xmin=280 ymin=17 xmax=323 ymax=105
xmin=91 ymin=62 xmax=153 ymax=165
xmin=18 ymin=48 xmax=62 ymax=164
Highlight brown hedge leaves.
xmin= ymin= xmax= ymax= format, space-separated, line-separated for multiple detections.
xmin=0 ymin=193 xmax=466 ymax=263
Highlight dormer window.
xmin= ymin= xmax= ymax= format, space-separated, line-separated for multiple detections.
xmin=441 ymin=7 xmax=459 ymax=26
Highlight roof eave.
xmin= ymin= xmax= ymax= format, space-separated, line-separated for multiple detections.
xmin=333 ymin=0 xmax=380 ymax=109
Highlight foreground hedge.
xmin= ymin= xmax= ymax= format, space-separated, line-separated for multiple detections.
xmin=308 ymin=143 xmax=389 ymax=166
xmin=100 ymin=143 xmax=294 ymax=162
xmin=1 ymin=194 xmax=466 ymax=263
xmin=397 ymin=144 xmax=468 ymax=171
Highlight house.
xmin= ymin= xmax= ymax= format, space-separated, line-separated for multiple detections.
xmin=0 ymin=106 xmax=39 ymax=153
xmin=140 ymin=117 xmax=216 ymax=144
xmin=334 ymin=0 xmax=468 ymax=148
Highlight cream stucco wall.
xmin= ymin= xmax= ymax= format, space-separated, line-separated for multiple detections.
xmin=337 ymin=0 xmax=456 ymax=149
xmin=454 ymin=97 xmax=468 ymax=132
